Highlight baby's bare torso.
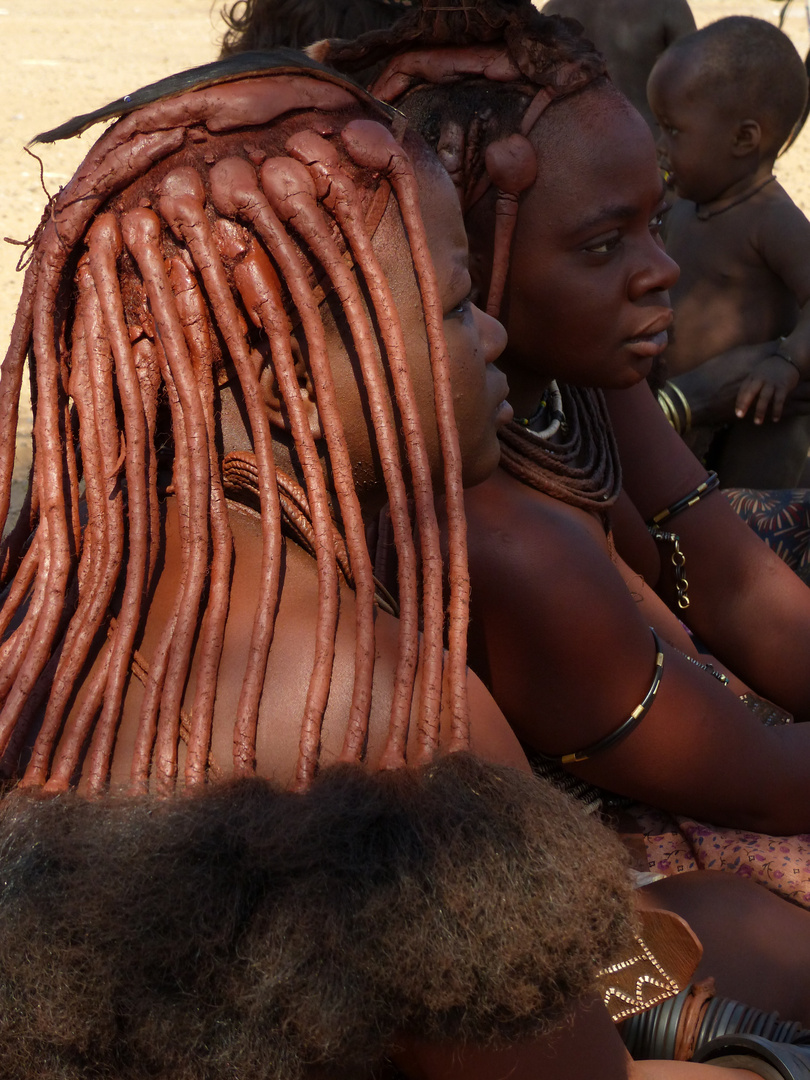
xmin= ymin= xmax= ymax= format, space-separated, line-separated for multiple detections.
xmin=665 ymin=184 xmax=800 ymax=374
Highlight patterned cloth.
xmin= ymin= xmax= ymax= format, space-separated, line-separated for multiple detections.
xmin=619 ymin=804 xmax=810 ymax=909
xmin=598 ymin=490 xmax=810 ymax=903
xmin=725 ymin=487 xmax=810 ymax=584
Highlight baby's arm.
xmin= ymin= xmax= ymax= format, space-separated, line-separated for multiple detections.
xmin=734 ymin=196 xmax=810 ymax=423
xmin=734 ymin=342 xmax=801 ymax=424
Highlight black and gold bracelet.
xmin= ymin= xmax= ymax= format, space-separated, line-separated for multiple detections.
xmin=533 ymin=629 xmax=664 ymax=766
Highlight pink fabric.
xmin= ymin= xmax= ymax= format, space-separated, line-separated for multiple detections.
xmin=622 ymin=803 xmax=810 ymax=908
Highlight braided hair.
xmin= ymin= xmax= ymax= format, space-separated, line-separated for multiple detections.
xmin=325 ymin=0 xmax=622 ymax=514
xmin=0 ymin=52 xmax=471 ymax=794
xmin=220 ymin=0 xmax=417 ymax=56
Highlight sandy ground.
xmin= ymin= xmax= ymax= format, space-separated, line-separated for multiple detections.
xmin=1 ymin=0 xmax=809 ymax=504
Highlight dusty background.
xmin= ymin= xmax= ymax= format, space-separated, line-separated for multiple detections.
xmin=1 ymin=0 xmax=808 ymax=499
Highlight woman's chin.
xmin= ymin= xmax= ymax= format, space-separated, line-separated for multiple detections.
xmin=614 ymin=353 xmax=655 ymax=388
xmin=462 ymin=442 xmax=505 ymax=489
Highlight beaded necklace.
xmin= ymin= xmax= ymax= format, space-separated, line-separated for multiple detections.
xmin=695 ymin=175 xmax=775 ymax=221
xmin=513 ymin=380 xmax=566 ymax=440
xmin=499 ymin=384 xmax=622 ymax=518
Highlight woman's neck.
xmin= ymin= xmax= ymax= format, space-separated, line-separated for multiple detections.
xmin=502 ymin=361 xmax=555 ymax=421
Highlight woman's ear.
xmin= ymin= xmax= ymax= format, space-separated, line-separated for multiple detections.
xmin=259 ymin=336 xmax=324 ymax=441
xmin=732 ymin=119 xmax=761 ymax=156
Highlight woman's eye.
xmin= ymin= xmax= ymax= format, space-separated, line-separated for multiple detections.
xmin=649 ymin=204 xmax=670 ymax=234
xmin=666 ymin=125 xmax=679 ymax=136
xmin=584 ymin=234 xmax=620 ymax=255
xmin=445 ymin=295 xmax=472 ymax=319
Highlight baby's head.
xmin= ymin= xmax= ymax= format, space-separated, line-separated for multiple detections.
xmin=647 ymin=16 xmax=808 ymax=202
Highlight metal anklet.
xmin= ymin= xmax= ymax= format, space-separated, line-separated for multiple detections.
xmin=533 ymin=629 xmax=664 ymax=766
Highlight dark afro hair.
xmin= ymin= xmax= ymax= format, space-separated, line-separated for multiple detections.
xmin=0 ymin=754 xmax=636 ymax=1079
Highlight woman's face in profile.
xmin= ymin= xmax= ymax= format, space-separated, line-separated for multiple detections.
xmin=494 ymin=91 xmax=678 ymax=397
xmin=330 ymin=151 xmax=511 ymax=495
xmin=417 ymin=158 xmax=511 ymax=487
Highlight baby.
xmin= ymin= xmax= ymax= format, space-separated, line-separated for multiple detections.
xmin=648 ymin=16 xmax=810 ymax=484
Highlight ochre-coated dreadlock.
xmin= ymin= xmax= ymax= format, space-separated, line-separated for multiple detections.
xmin=323 ymin=0 xmax=621 ymax=514
xmin=0 ymin=53 xmax=471 ymax=794
xmin=323 ymin=0 xmax=606 ymax=317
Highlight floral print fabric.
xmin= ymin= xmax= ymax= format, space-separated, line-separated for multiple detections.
xmin=725 ymin=487 xmax=810 ymax=584
xmin=620 ymin=804 xmax=810 ymax=908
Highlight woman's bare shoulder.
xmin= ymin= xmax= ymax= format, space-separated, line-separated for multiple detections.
xmin=465 ymin=467 xmax=613 ymax=589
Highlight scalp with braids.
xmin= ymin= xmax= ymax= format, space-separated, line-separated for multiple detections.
xmin=0 ymin=52 xmax=472 ymax=793
xmin=220 ymin=0 xmax=415 ymax=56
xmin=324 ymin=0 xmax=622 ymax=515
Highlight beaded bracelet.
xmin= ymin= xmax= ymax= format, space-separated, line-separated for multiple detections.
xmin=682 ymin=652 xmax=729 ymax=686
xmin=533 ymin=629 xmax=664 ymax=766
xmin=647 ymin=471 xmax=720 ymax=527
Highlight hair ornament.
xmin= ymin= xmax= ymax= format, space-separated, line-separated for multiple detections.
xmin=481 ymin=132 xmax=537 ymax=314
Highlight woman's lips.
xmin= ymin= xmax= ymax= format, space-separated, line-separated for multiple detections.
xmin=495 ymin=397 xmax=514 ymax=425
xmin=492 ymin=368 xmax=512 ymax=425
xmin=624 ymin=329 xmax=670 ymax=358
xmin=625 ymin=313 xmax=673 ymax=358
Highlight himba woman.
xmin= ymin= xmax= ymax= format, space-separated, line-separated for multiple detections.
xmin=0 ymin=45 xmax=776 ymax=1080
xmin=320 ymin=0 xmax=810 ymax=1015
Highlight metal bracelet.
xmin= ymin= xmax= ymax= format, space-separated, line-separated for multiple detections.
xmin=649 ymin=525 xmax=690 ymax=610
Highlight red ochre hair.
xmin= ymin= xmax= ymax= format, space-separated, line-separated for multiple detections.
xmin=324 ymin=2 xmax=622 ymax=510
xmin=322 ymin=0 xmax=608 ymax=317
xmin=0 ymin=52 xmax=471 ymax=793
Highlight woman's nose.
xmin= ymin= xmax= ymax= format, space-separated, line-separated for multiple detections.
xmin=629 ymin=238 xmax=679 ymax=301
xmin=476 ymin=306 xmax=508 ymax=364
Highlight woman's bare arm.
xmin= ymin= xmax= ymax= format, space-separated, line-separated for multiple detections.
xmin=465 ymin=464 xmax=810 ymax=834
xmin=607 ymin=381 xmax=810 ymax=719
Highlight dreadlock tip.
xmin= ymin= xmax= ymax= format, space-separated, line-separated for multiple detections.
xmin=306 ymin=40 xmax=331 ymax=63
